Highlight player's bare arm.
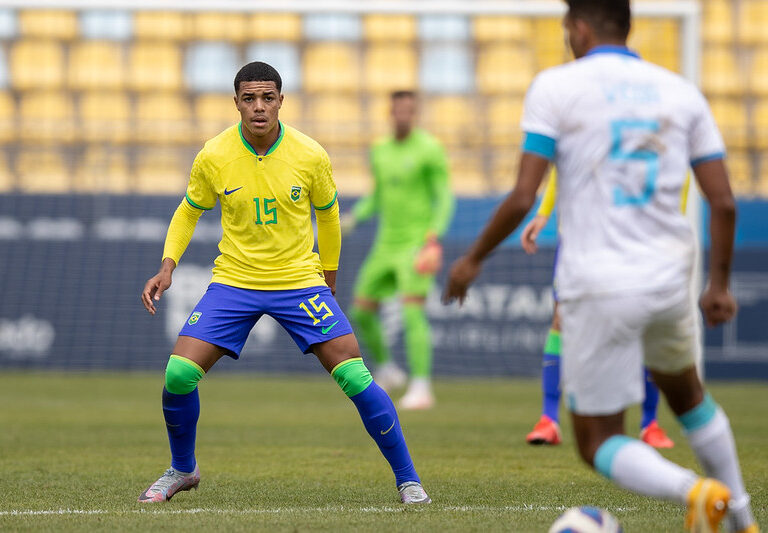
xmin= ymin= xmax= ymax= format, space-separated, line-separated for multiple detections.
xmin=142 ymin=258 xmax=176 ymax=315
xmin=693 ymin=158 xmax=738 ymax=327
xmin=444 ymin=153 xmax=550 ymax=304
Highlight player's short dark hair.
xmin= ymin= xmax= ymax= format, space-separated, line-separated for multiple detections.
xmin=234 ymin=61 xmax=282 ymax=94
xmin=391 ymin=90 xmax=416 ymax=101
xmin=565 ymin=0 xmax=631 ymax=40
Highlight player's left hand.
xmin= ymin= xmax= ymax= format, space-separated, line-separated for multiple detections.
xmin=415 ymin=238 xmax=443 ymax=275
xmin=323 ymin=270 xmax=337 ymax=296
xmin=700 ymin=285 xmax=737 ymax=327
xmin=443 ymin=255 xmax=482 ymax=305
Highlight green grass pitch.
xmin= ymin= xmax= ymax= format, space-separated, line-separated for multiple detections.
xmin=0 ymin=373 xmax=765 ymax=532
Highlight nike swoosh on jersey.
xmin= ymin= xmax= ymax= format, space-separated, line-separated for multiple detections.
xmin=321 ymin=320 xmax=340 ymax=334
xmin=380 ymin=420 xmax=396 ymax=435
xmin=224 ymin=187 xmax=243 ymax=195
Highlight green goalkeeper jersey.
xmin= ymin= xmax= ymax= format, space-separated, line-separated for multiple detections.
xmin=352 ymin=128 xmax=454 ymax=247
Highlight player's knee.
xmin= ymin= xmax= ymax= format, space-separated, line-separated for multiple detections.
xmin=165 ymin=355 xmax=205 ymax=395
xmin=330 ymin=357 xmax=373 ymax=398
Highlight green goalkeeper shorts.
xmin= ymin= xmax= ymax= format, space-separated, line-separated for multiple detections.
xmin=354 ymin=243 xmax=434 ymax=300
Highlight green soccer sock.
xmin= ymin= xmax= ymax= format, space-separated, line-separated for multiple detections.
xmin=350 ymin=306 xmax=392 ymax=365
xmin=403 ymin=303 xmax=432 ymax=378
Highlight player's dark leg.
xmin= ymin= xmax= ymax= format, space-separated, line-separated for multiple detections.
xmin=639 ymin=369 xmax=675 ymax=448
xmin=399 ymin=295 xmax=434 ymax=410
xmin=314 ymin=333 xmax=428 ymax=502
xmin=650 ymin=366 xmax=756 ymax=532
xmin=527 ymin=306 xmax=562 ymax=445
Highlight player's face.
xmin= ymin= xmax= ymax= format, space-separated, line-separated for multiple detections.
xmin=391 ymin=96 xmax=417 ymax=137
xmin=235 ymin=81 xmax=283 ymax=138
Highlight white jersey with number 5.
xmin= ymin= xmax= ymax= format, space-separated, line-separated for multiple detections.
xmin=521 ymin=46 xmax=725 ymax=300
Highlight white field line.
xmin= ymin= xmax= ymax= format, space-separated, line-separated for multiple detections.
xmin=0 ymin=505 xmax=638 ymax=517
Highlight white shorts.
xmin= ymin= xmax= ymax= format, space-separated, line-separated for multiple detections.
xmin=559 ymin=285 xmax=697 ymax=416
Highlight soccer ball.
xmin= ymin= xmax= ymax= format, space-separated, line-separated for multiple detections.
xmin=548 ymin=506 xmax=623 ymax=533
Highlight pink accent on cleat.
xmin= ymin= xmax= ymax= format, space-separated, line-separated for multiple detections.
xmin=138 ymin=464 xmax=200 ymax=503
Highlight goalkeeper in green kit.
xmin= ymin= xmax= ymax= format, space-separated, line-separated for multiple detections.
xmin=343 ymin=90 xmax=455 ymax=410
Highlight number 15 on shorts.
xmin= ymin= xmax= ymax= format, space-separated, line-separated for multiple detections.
xmin=299 ymin=293 xmax=334 ymax=325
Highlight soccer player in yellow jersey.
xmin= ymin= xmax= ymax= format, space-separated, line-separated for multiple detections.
xmin=137 ymin=62 xmax=430 ymax=505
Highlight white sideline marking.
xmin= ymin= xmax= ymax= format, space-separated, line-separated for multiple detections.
xmin=0 ymin=505 xmax=638 ymax=517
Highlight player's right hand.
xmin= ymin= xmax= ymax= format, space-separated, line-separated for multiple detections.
xmin=443 ymin=255 xmax=482 ymax=306
xmin=699 ymin=285 xmax=737 ymax=327
xmin=141 ymin=270 xmax=173 ymax=315
xmin=520 ymin=214 xmax=549 ymax=255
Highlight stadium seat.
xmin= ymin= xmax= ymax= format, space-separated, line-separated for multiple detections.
xmin=473 ymin=16 xmax=532 ymax=43
xmin=245 ymin=42 xmax=301 ymax=93
xmin=304 ymin=95 xmax=364 ymax=147
xmin=629 ymin=19 xmax=680 ymax=72
xmin=186 ymin=42 xmax=240 ymax=93
xmin=304 ymin=14 xmax=362 ymax=41
xmin=135 ymin=148 xmax=189 ymax=195
xmin=248 ymin=14 xmax=302 ymax=41
xmin=749 ymin=48 xmax=768 ymax=95
xmin=490 ymin=150 xmax=522 ymax=192
xmin=752 ymin=99 xmax=768 ymax=148
xmin=448 ymin=151 xmax=488 ymax=196
xmin=420 ymin=44 xmax=474 ymax=94
xmin=128 ymin=42 xmax=183 ymax=91
xmin=702 ymin=48 xmax=743 ymax=96
xmin=0 ymin=152 xmax=12 ymax=191
xmin=326 ymin=149 xmax=368 ymax=195
xmin=727 ymin=151 xmax=754 ymax=197
xmin=364 ymin=44 xmax=417 ymax=93
xmin=10 ymin=40 xmax=65 ymax=90
xmin=702 ymin=1 xmax=734 ymax=45
xmin=303 ymin=43 xmax=360 ymax=93
xmin=486 ymin=96 xmax=524 ymax=147
xmin=0 ymin=91 xmax=15 ymax=143
xmin=192 ymin=12 xmax=247 ymax=42
xmin=79 ymin=10 xmax=133 ymax=41
xmin=757 ymin=154 xmax=768 ymax=196
xmin=277 ymin=93 xmax=301 ymax=128
xmin=74 ymin=147 xmax=131 ymax=194
xmin=17 ymin=149 xmax=71 ymax=193
xmin=19 ymin=10 xmax=77 ymax=40
xmin=79 ymin=91 xmax=132 ymax=144
xmin=709 ymin=98 xmax=749 ymax=150
xmin=363 ymin=15 xmax=416 ymax=42
xmin=135 ymin=93 xmax=192 ymax=144
xmin=422 ymin=96 xmax=481 ymax=147
xmin=366 ymin=94 xmax=393 ymax=139
xmin=419 ymin=14 xmax=470 ymax=41
xmin=476 ymin=44 xmax=535 ymax=95
xmin=68 ymin=42 xmax=125 ymax=90
xmin=739 ymin=0 xmax=768 ymax=45
xmin=133 ymin=11 xmax=188 ymax=41
xmin=195 ymin=94 xmax=240 ymax=142
xmin=19 ymin=92 xmax=75 ymax=143
xmin=532 ymin=18 xmax=567 ymax=70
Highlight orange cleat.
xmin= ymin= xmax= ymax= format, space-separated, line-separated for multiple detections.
xmin=735 ymin=525 xmax=760 ymax=533
xmin=640 ymin=420 xmax=675 ymax=449
xmin=526 ymin=415 xmax=561 ymax=445
xmin=685 ymin=478 xmax=730 ymax=533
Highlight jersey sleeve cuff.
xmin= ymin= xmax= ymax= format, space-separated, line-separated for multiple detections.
xmin=690 ymin=152 xmax=725 ymax=168
xmin=314 ymin=191 xmax=338 ymax=211
xmin=185 ymin=193 xmax=213 ymax=211
xmin=522 ymin=132 xmax=557 ymax=161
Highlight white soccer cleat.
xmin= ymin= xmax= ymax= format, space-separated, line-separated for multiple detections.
xmin=398 ymin=378 xmax=435 ymax=410
xmin=398 ymin=481 xmax=432 ymax=504
xmin=138 ymin=464 xmax=200 ymax=503
xmin=374 ymin=362 xmax=407 ymax=392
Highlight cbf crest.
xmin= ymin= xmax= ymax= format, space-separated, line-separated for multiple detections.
xmin=188 ymin=311 xmax=202 ymax=325
xmin=290 ymin=186 xmax=302 ymax=202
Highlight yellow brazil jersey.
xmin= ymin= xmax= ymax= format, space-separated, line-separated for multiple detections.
xmin=186 ymin=121 xmax=338 ymax=290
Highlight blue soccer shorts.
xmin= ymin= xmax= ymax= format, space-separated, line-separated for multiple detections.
xmin=178 ymin=283 xmax=354 ymax=357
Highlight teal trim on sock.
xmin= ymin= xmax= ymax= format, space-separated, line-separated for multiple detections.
xmin=678 ymin=393 xmax=718 ymax=432
xmin=594 ymin=435 xmax=634 ymax=479
xmin=331 ymin=358 xmax=374 ymax=397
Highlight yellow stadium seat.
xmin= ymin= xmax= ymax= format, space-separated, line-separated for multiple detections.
xmin=739 ymin=0 xmax=768 ymax=45
xmin=305 ymin=95 xmax=364 ymax=147
xmin=703 ymin=1 xmax=734 ymax=44
xmin=195 ymin=94 xmax=240 ymax=142
xmin=749 ymin=48 xmax=768 ymax=95
xmin=423 ymin=96 xmax=481 ymax=147
xmin=473 ymin=16 xmax=532 ymax=43
xmin=630 ymin=19 xmax=680 ymax=72
xmin=68 ymin=42 xmax=125 ymax=91
xmin=278 ymin=94 xmax=302 ymax=129
xmin=366 ymin=94 xmax=392 ymax=139
xmin=134 ymin=11 xmax=188 ymax=41
xmin=363 ymin=15 xmax=416 ymax=42
xmin=725 ymin=151 xmax=753 ymax=196
xmin=19 ymin=92 xmax=75 ymax=143
xmin=193 ymin=12 xmax=247 ymax=41
xmin=532 ymin=18 xmax=568 ymax=70
xmin=74 ymin=147 xmax=130 ymax=194
xmin=11 ymin=40 xmax=65 ymax=90
xmin=709 ymin=98 xmax=749 ymax=150
xmin=757 ymin=155 xmax=768 ymax=197
xmin=135 ymin=93 xmax=191 ymax=144
xmin=364 ymin=45 xmax=417 ymax=93
xmin=490 ymin=150 xmax=522 ymax=193
xmin=752 ymin=99 xmax=768 ymax=148
xmin=303 ymin=43 xmax=360 ymax=93
xmin=17 ymin=149 xmax=70 ymax=193
xmin=486 ymin=96 xmax=524 ymax=147
xmin=702 ymin=48 xmax=743 ymax=96
xmin=19 ymin=10 xmax=77 ymax=40
xmin=0 ymin=153 xmax=12 ymax=192
xmin=449 ymin=151 xmax=488 ymax=196
xmin=128 ymin=42 xmax=183 ymax=91
xmin=326 ymin=149 xmax=368 ymax=195
xmin=135 ymin=149 xmax=189 ymax=195
xmin=0 ymin=92 xmax=15 ymax=143
xmin=477 ymin=45 xmax=535 ymax=95
xmin=79 ymin=92 xmax=132 ymax=144
xmin=248 ymin=14 xmax=302 ymax=41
